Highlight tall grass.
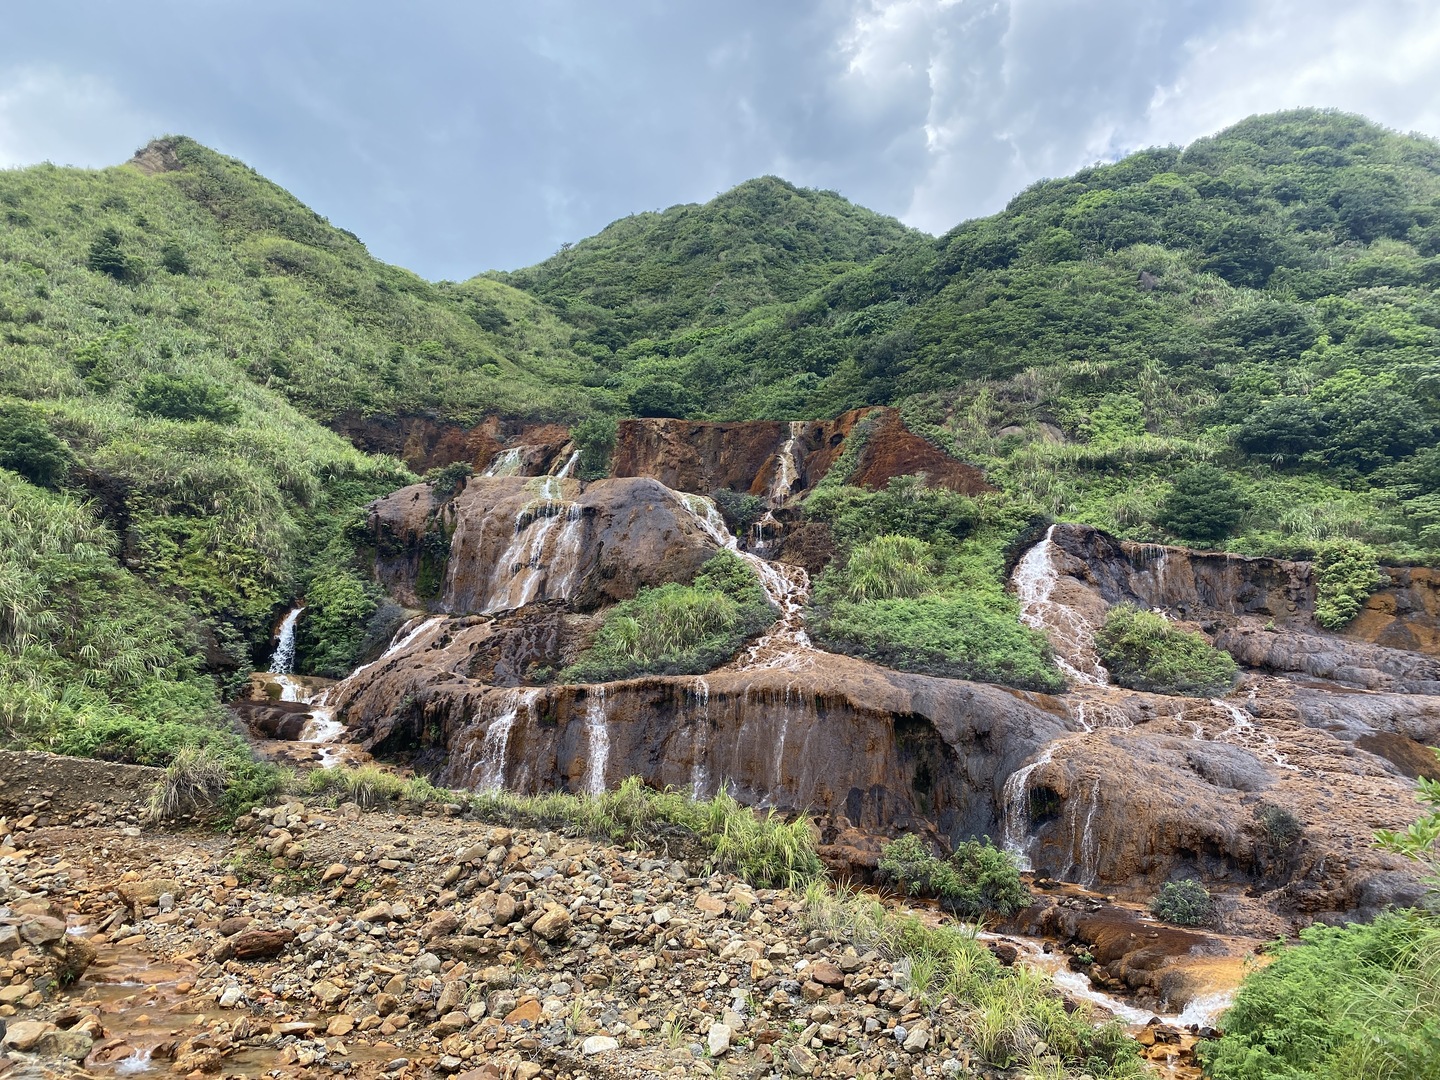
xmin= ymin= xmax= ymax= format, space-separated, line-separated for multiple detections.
xmin=803 ymin=883 xmax=1143 ymax=1078
xmin=304 ymin=772 xmax=825 ymax=891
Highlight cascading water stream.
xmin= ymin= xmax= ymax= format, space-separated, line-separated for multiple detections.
xmin=472 ymin=689 xmax=540 ymax=792
xmin=1204 ymin=697 xmax=1298 ymax=771
xmin=582 ymin=688 xmax=610 ymax=796
xmin=268 ymin=607 xmax=304 ymax=674
xmin=482 ymin=447 xmax=525 ymax=477
xmin=690 ymin=677 xmax=711 ymax=798
xmin=677 ymin=493 xmax=814 ymax=672
xmin=1001 ymin=745 xmax=1056 ymax=870
xmin=1012 ymin=525 xmax=1109 ymax=686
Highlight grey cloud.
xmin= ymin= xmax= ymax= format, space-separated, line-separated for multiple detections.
xmin=2 ymin=1 xmax=1439 ymax=278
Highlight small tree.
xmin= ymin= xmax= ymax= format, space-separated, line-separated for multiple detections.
xmin=0 ymin=402 xmax=72 ymax=488
xmin=1151 ymin=879 xmax=1214 ymax=927
xmin=1094 ymin=605 xmax=1237 ymax=696
xmin=87 ymin=226 xmax=135 ymax=282
xmin=1155 ymin=464 xmax=1244 ymax=547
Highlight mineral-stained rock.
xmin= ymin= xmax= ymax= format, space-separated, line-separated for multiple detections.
xmin=215 ymin=928 xmax=295 ymax=961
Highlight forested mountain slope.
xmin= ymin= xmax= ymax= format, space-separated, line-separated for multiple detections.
xmin=0 ymin=136 xmax=595 ymax=772
xmin=506 ymin=109 xmax=1440 ymax=564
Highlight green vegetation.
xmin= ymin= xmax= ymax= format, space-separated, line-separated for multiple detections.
xmin=1094 ymin=605 xmax=1238 ymax=696
xmin=1375 ymin=748 xmax=1440 ymax=882
xmin=1150 ymin=879 xmax=1216 ymax=927
xmin=1155 ymin=464 xmax=1245 ymax=547
xmin=807 ymin=480 xmax=1063 ymax=691
xmin=876 ymin=833 xmax=1030 ymax=917
xmin=306 ymin=771 xmax=823 ymax=889
xmin=805 ymin=884 xmax=1143 ymax=1077
xmin=1205 ymin=749 xmax=1440 ymax=1079
xmin=1201 ymin=912 xmax=1439 ymax=1079
xmin=500 ymin=110 xmax=1440 ymax=567
xmin=0 ymin=134 xmax=606 ymax=781
xmin=564 ymin=551 xmax=774 ymax=682
xmin=1313 ymin=538 xmax=1385 ymax=629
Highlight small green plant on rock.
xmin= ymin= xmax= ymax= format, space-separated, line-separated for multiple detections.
xmin=1313 ymin=538 xmax=1384 ymax=630
xmin=1150 ymin=879 xmax=1215 ymax=927
xmin=1094 ymin=604 xmax=1237 ymax=696
xmin=877 ymin=833 xmax=1030 ymax=918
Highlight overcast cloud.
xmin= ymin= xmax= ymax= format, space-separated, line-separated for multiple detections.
xmin=3 ymin=1 xmax=1438 ymax=279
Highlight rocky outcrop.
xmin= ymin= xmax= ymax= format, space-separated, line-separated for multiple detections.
xmin=325 ymin=478 xmax=1440 ymax=931
xmin=370 ymin=476 xmax=721 ymax=613
xmin=333 ymin=412 xmax=573 ymax=473
xmin=611 ymin=407 xmax=993 ymax=500
xmin=330 ymin=624 xmax=1070 ymax=847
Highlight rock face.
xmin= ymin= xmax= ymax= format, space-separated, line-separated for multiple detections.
xmin=322 ymin=450 xmax=1440 ymax=930
xmin=611 ymin=407 xmax=993 ymax=500
xmin=371 ymin=476 xmax=720 ymax=613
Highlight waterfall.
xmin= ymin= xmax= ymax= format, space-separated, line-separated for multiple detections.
xmin=1012 ymin=525 xmax=1109 ymax=686
xmin=766 ymin=422 xmax=804 ymax=506
xmin=1208 ymin=697 xmax=1297 ymax=771
xmin=690 ymin=677 xmax=711 ymax=798
xmin=1071 ymin=779 xmax=1102 ymax=885
xmin=482 ymin=447 xmax=525 ymax=477
xmin=582 ymin=688 xmax=610 ymax=796
xmin=483 ymin=465 xmax=589 ymax=612
xmin=474 ymin=689 xmax=539 ymax=793
xmin=551 ymin=449 xmax=582 ymax=479
xmin=268 ymin=606 xmax=305 ymax=675
xmin=1067 ymin=697 xmax=1133 ymax=732
xmin=1001 ymin=745 xmax=1056 ymax=869
xmin=676 ymin=492 xmax=814 ymax=672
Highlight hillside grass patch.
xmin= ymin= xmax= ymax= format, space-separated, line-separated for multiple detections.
xmin=1094 ymin=605 xmax=1237 ymax=696
xmin=564 ymin=551 xmax=774 ymax=682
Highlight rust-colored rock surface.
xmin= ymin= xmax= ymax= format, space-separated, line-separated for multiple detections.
xmin=333 ymin=413 xmax=573 ymax=474
xmin=611 ymin=407 xmax=992 ymax=499
xmin=370 ymin=475 xmax=722 ymax=613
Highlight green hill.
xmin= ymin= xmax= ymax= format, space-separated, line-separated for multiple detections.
xmin=494 ymin=175 xmax=923 ymax=417
xmin=508 ymin=109 xmax=1440 ymax=564
xmin=3 ymin=110 xmax=1440 ymax=794
xmin=0 ymin=136 xmax=604 ymax=777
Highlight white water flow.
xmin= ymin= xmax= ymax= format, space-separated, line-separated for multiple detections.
xmin=582 ymin=688 xmax=610 ymax=795
xmin=767 ymin=422 xmax=804 ymax=505
xmin=982 ymin=932 xmax=1235 ymax=1028
xmin=474 ymin=689 xmax=540 ymax=792
xmin=1206 ymin=697 xmax=1298 ymax=771
xmin=483 ymin=469 xmax=587 ymax=613
xmin=551 ymin=449 xmax=582 ymax=479
xmin=1012 ymin=525 xmax=1109 ymax=686
xmin=677 ymin=493 xmax=815 ymax=672
xmin=1067 ymin=697 xmax=1133 ymax=732
xmin=690 ymin=677 xmax=711 ymax=798
xmin=1070 ymin=779 xmax=1103 ymax=885
xmin=297 ymin=615 xmax=448 ymax=768
xmin=267 ymin=606 xmax=305 ymax=675
xmin=1001 ymin=745 xmax=1056 ymax=869
xmin=482 ymin=447 xmax=525 ymax=477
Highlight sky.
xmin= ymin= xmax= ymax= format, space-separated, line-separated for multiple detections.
xmin=4 ymin=1 xmax=1440 ymax=281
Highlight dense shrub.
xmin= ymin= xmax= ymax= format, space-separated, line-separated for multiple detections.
xmin=835 ymin=534 xmax=933 ymax=600
xmin=1094 ymin=605 xmax=1237 ymax=696
xmin=564 ymin=551 xmax=773 ymax=681
xmin=711 ymin=487 xmax=766 ymax=535
xmin=423 ymin=460 xmax=472 ymax=499
xmin=1313 ymin=538 xmax=1384 ymax=629
xmin=571 ymin=415 xmax=617 ymax=480
xmin=1150 ymin=879 xmax=1215 ymax=927
xmin=0 ymin=401 xmax=71 ymax=488
xmin=806 ymin=475 xmax=979 ymax=547
xmin=877 ymin=833 xmax=1031 ymax=917
xmin=1155 ymin=465 xmax=1245 ymax=547
xmin=1201 ymin=911 xmax=1440 ymax=1080
xmin=814 ymin=594 xmax=1064 ymax=692
xmin=133 ymin=372 xmax=242 ymax=423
